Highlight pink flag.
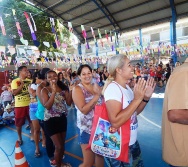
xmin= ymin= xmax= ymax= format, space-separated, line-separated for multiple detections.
xmin=0 ymin=16 xmax=6 ymax=36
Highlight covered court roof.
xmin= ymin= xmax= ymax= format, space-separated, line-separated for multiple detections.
xmin=27 ymin=0 xmax=188 ymax=41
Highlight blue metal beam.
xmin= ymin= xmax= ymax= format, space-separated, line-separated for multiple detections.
xmin=58 ymin=0 xmax=91 ymax=16
xmin=91 ymin=0 xmax=120 ymax=30
xmin=169 ymin=0 xmax=177 ymax=63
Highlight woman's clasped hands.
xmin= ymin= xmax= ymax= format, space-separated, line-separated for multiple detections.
xmin=133 ymin=77 xmax=156 ymax=102
xmin=144 ymin=77 xmax=156 ymax=99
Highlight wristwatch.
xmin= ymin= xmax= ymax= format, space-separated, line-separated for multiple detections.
xmin=142 ymin=99 xmax=149 ymax=103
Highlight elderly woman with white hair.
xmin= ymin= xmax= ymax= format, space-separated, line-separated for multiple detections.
xmin=1 ymin=85 xmax=13 ymax=108
xmin=103 ymin=54 xmax=156 ymax=167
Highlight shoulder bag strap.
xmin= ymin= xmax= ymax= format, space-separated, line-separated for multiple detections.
xmin=111 ymin=82 xmax=124 ymax=108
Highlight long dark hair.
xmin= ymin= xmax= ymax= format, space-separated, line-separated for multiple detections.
xmin=32 ymin=71 xmax=39 ymax=84
xmin=46 ymin=70 xmax=69 ymax=91
xmin=77 ymin=64 xmax=92 ymax=76
xmin=58 ymin=72 xmax=63 ymax=80
xmin=38 ymin=68 xmax=50 ymax=80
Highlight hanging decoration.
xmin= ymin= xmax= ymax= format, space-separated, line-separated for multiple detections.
xmin=95 ymin=41 xmax=98 ymax=56
xmin=109 ymin=30 xmax=114 ymax=51
xmin=29 ymin=13 xmax=37 ymax=31
xmin=91 ymin=27 xmax=96 ymax=42
xmin=98 ymin=29 xmax=103 ymax=47
xmin=0 ymin=15 xmax=6 ymax=36
xmin=81 ymin=25 xmax=89 ymax=49
xmin=91 ymin=27 xmax=98 ymax=56
xmin=43 ymin=42 xmax=50 ymax=48
xmin=12 ymin=9 xmax=28 ymax=45
xmin=57 ymin=19 xmax=64 ymax=41
xmin=68 ymin=22 xmax=73 ymax=34
xmin=81 ymin=25 xmax=87 ymax=42
xmin=1 ymin=5 xmax=188 ymax=66
xmin=68 ymin=22 xmax=77 ymax=48
xmin=110 ymin=30 xmax=113 ymax=42
xmin=24 ymin=12 xmax=40 ymax=47
xmin=135 ymin=36 xmax=140 ymax=45
xmin=57 ymin=19 xmax=67 ymax=53
xmin=105 ymin=30 xmax=110 ymax=45
xmin=50 ymin=18 xmax=60 ymax=49
xmin=115 ymin=32 xmax=119 ymax=54
xmin=78 ymin=43 xmax=82 ymax=56
xmin=114 ymin=32 xmax=119 ymax=46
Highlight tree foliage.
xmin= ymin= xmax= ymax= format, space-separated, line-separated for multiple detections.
xmin=0 ymin=0 xmax=70 ymax=52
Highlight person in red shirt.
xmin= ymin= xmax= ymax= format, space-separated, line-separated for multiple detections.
xmin=135 ymin=65 xmax=141 ymax=81
xmin=149 ymin=65 xmax=156 ymax=78
xmin=156 ymin=64 xmax=163 ymax=87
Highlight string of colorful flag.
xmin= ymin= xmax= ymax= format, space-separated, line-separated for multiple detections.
xmin=0 ymin=8 xmax=188 ymax=59
xmin=0 ymin=8 xmax=120 ymax=54
xmin=0 ymin=43 xmax=188 ymax=70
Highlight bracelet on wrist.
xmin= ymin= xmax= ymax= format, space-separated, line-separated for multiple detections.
xmin=142 ymin=99 xmax=149 ymax=103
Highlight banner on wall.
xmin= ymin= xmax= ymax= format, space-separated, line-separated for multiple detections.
xmin=9 ymin=47 xmax=16 ymax=55
xmin=0 ymin=46 xmax=5 ymax=54
xmin=16 ymin=45 xmax=38 ymax=64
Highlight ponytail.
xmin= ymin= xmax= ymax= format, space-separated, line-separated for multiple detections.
xmin=102 ymin=76 xmax=114 ymax=95
xmin=102 ymin=54 xmax=127 ymax=95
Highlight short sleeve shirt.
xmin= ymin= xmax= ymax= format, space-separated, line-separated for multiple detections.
xmin=162 ymin=58 xmax=188 ymax=166
xmin=30 ymin=84 xmax=37 ymax=90
xmin=3 ymin=111 xmax=14 ymax=119
xmin=0 ymin=90 xmax=12 ymax=102
xmin=104 ymin=81 xmax=138 ymax=146
xmin=11 ymin=78 xmax=31 ymax=107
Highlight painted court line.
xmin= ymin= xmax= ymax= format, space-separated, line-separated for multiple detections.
xmin=5 ymin=126 xmax=83 ymax=162
xmin=5 ymin=126 xmax=78 ymax=143
xmin=65 ymin=135 xmax=78 ymax=143
xmin=5 ymin=126 xmax=30 ymax=138
xmin=64 ymin=151 xmax=83 ymax=161
xmin=139 ymin=114 xmax=161 ymax=128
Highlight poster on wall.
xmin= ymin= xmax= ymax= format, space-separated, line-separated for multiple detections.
xmin=9 ymin=47 xmax=16 ymax=55
xmin=16 ymin=45 xmax=38 ymax=64
xmin=0 ymin=46 xmax=5 ymax=54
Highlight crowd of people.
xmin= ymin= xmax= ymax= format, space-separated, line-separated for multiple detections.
xmin=0 ymin=55 xmax=187 ymax=167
